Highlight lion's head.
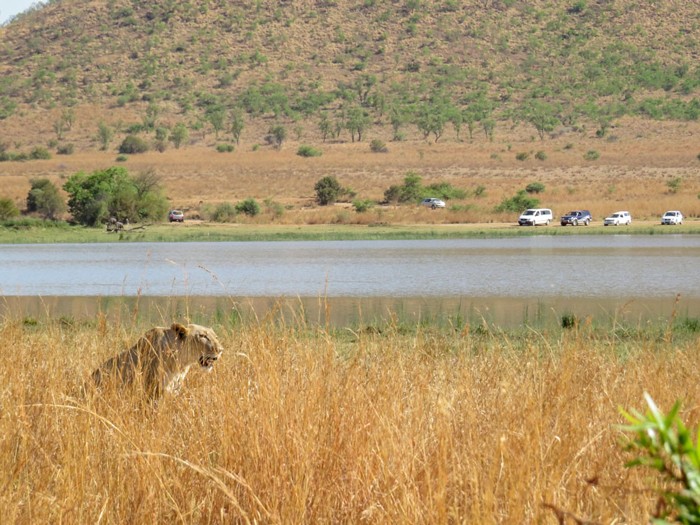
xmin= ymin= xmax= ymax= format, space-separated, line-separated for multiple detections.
xmin=170 ymin=322 xmax=224 ymax=372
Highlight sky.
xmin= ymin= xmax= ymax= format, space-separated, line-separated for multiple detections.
xmin=1 ymin=0 xmax=40 ymax=25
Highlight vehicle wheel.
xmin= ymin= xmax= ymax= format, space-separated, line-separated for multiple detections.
xmin=572 ymin=219 xmax=578 ymax=226
xmin=546 ymin=220 xmax=550 ymax=225
xmin=584 ymin=219 xmax=590 ymax=226
xmin=431 ymin=204 xmax=436 ymax=209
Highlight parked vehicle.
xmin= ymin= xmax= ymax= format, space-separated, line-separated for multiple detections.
xmin=518 ymin=208 xmax=553 ymax=226
xmin=661 ymin=210 xmax=683 ymax=225
xmin=421 ymin=198 xmax=446 ymax=209
xmin=603 ymin=211 xmax=632 ymax=226
xmin=168 ymin=209 xmax=185 ymax=222
xmin=560 ymin=210 xmax=592 ymax=226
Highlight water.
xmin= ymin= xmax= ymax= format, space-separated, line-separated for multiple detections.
xmin=1 ymin=236 xmax=699 ymax=298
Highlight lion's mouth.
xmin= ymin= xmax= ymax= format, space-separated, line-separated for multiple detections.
xmin=199 ymin=354 xmax=219 ymax=370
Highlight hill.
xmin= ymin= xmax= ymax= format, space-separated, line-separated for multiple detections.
xmin=0 ymin=0 xmax=699 ymax=223
xmin=1 ymin=0 xmax=699 ymax=149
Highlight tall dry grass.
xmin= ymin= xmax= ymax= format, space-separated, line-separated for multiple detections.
xmin=1 ymin=315 xmax=699 ymax=523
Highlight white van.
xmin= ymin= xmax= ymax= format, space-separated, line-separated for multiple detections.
xmin=518 ymin=208 xmax=553 ymax=226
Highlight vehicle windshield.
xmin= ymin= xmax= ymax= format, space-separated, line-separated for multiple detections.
xmin=523 ymin=210 xmax=535 ymax=216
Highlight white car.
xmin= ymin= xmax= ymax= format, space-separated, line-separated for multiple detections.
xmin=421 ymin=198 xmax=446 ymax=209
xmin=661 ymin=210 xmax=683 ymax=225
xmin=603 ymin=211 xmax=631 ymax=226
xmin=518 ymin=208 xmax=553 ymax=226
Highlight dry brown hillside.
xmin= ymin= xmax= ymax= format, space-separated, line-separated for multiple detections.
xmin=1 ymin=0 xmax=699 ymax=222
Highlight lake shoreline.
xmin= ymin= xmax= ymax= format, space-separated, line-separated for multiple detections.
xmin=1 ymin=219 xmax=698 ymax=244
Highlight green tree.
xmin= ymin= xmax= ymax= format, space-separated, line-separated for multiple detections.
xmin=63 ymin=166 xmax=168 ymax=226
xmin=230 ymin=110 xmax=245 ymax=145
xmin=97 ymin=121 xmax=114 ymax=151
xmin=314 ymin=176 xmax=343 ymax=205
xmin=170 ymin=123 xmax=189 ymax=149
xmin=344 ymin=106 xmax=371 ymax=142
xmin=26 ymin=178 xmax=66 ymax=219
xmin=521 ymin=99 xmax=561 ymax=140
xmin=0 ymin=198 xmax=20 ymax=220
xmin=268 ymin=125 xmax=287 ymax=149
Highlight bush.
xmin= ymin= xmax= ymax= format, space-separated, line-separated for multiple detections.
xmin=235 ymin=198 xmax=260 ymax=217
xmin=209 ymin=202 xmax=237 ymax=222
xmin=515 ymin=152 xmax=529 ymax=161
xmin=353 ymin=199 xmax=374 ymax=213
xmin=370 ymin=139 xmax=388 ymax=153
xmin=620 ymin=393 xmax=700 ymax=522
xmin=297 ymin=145 xmax=322 ymax=157
xmin=584 ymin=150 xmax=600 ymax=161
xmin=26 ymin=178 xmax=65 ymax=220
xmin=118 ymin=135 xmax=149 ymax=154
xmin=495 ymin=190 xmax=539 ymax=213
xmin=29 ymin=147 xmax=51 ymax=160
xmin=57 ymin=143 xmax=75 ymax=155
xmin=525 ymin=182 xmax=546 ymax=194
xmin=315 ymin=176 xmax=343 ymax=205
xmin=535 ymin=150 xmax=547 ymax=161
xmin=667 ymin=177 xmax=682 ymax=194
xmin=0 ymin=198 xmax=20 ymax=220
xmin=216 ymin=143 xmax=235 ymax=153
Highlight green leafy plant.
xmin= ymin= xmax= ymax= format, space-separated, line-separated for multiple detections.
xmin=667 ymin=177 xmax=683 ymax=194
xmin=352 ymin=199 xmax=374 ymax=212
xmin=297 ymin=145 xmax=322 ymax=157
xmin=0 ymin=198 xmax=20 ymax=220
xmin=314 ymin=176 xmax=344 ymax=205
xmin=584 ymin=150 xmax=600 ymax=161
xmin=526 ymin=182 xmax=545 ymax=194
xmin=495 ymin=190 xmax=539 ymax=213
xmin=235 ymin=198 xmax=261 ymax=217
xmin=118 ymin=135 xmax=149 ymax=154
xmin=620 ymin=393 xmax=700 ymax=523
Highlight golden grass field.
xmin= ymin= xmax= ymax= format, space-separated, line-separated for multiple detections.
xmin=1 ymin=116 xmax=699 ymax=225
xmin=2 ymin=311 xmax=699 ymax=524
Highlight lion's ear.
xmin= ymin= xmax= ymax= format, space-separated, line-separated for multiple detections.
xmin=172 ymin=323 xmax=189 ymax=339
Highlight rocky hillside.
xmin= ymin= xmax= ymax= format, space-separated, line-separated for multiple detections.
xmin=1 ymin=0 xmax=699 ymax=151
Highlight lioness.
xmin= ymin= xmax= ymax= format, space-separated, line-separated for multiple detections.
xmin=91 ymin=322 xmax=223 ymax=400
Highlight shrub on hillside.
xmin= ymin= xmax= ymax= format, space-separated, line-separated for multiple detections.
xmin=525 ymin=182 xmax=545 ymax=194
xmin=208 ymin=202 xmax=237 ymax=222
xmin=370 ymin=139 xmax=388 ymax=153
xmin=297 ymin=145 xmax=322 ymax=157
xmin=235 ymin=199 xmax=260 ymax=217
xmin=0 ymin=198 xmax=20 ymax=220
xmin=118 ymin=135 xmax=149 ymax=154
xmin=495 ymin=190 xmax=539 ymax=213
xmin=314 ymin=176 xmax=344 ymax=206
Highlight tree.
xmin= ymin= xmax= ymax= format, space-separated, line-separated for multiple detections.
xmin=229 ymin=110 xmax=245 ymax=145
xmin=344 ymin=106 xmax=371 ymax=142
xmin=170 ymin=123 xmax=189 ymax=149
xmin=26 ymin=178 xmax=66 ymax=219
xmin=97 ymin=121 xmax=114 ymax=151
xmin=314 ymin=176 xmax=343 ymax=205
xmin=63 ymin=166 xmax=168 ymax=226
xmin=268 ymin=125 xmax=287 ymax=149
xmin=521 ymin=99 xmax=561 ymax=140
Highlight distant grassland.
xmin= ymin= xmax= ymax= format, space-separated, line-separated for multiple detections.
xmin=2 ymin=309 xmax=700 ymax=523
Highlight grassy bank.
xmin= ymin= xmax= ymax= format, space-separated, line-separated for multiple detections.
xmin=2 ymin=311 xmax=700 ymax=523
xmin=2 ymin=219 xmax=700 ymax=244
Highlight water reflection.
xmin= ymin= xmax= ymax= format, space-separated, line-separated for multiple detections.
xmin=1 ymin=236 xmax=699 ymax=298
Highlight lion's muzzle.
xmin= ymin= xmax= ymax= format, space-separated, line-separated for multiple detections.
xmin=198 ymin=353 xmax=220 ymax=370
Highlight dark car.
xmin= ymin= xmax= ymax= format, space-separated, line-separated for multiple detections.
xmin=560 ymin=210 xmax=591 ymax=226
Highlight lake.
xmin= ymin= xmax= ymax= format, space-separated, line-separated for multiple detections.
xmin=1 ymin=235 xmax=699 ymax=326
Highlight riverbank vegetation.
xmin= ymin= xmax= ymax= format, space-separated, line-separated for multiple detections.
xmin=2 ymin=307 xmax=699 ymax=523
xmin=1 ymin=216 xmax=700 ymax=244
